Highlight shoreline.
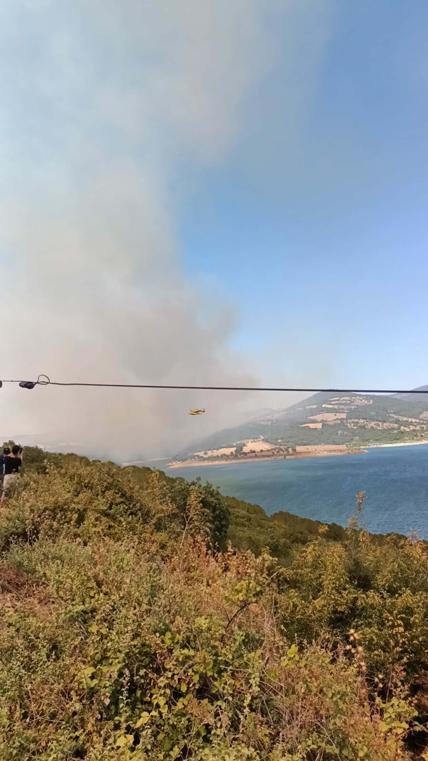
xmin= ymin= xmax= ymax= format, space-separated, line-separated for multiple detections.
xmin=366 ymin=440 xmax=428 ymax=449
xmin=169 ymin=449 xmax=363 ymax=469
xmin=168 ymin=440 xmax=428 ymax=469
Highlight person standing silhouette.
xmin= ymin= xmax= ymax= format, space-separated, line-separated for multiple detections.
xmin=1 ymin=445 xmax=23 ymax=501
xmin=0 ymin=446 xmax=10 ymax=494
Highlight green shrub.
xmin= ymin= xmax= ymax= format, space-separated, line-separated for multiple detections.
xmin=0 ymin=454 xmax=426 ymax=759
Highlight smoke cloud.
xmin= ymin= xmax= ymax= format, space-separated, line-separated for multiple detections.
xmin=0 ymin=1 xmax=328 ymax=461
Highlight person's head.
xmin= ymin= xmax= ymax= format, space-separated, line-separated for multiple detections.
xmin=12 ymin=445 xmax=20 ymax=456
xmin=3 ymin=447 xmax=10 ymax=455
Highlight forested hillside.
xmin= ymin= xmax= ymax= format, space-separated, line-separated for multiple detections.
xmin=0 ymin=448 xmax=427 ymax=759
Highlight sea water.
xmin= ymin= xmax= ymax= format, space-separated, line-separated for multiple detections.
xmin=167 ymin=445 xmax=428 ymax=538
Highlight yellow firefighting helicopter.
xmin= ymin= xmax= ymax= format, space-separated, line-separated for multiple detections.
xmin=189 ymin=408 xmax=206 ymax=416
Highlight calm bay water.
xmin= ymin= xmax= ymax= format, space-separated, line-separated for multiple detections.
xmin=167 ymin=445 xmax=428 ymax=538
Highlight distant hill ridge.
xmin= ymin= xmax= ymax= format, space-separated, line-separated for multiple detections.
xmin=179 ymin=388 xmax=428 ymax=460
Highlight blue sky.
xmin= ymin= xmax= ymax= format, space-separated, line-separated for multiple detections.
xmin=180 ymin=1 xmax=428 ymax=388
xmin=0 ymin=1 xmax=427 ymax=457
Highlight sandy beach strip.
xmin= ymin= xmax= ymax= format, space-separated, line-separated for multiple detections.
xmin=366 ymin=440 xmax=428 ymax=449
xmin=168 ymin=449 xmax=363 ymax=469
xmin=168 ymin=439 xmax=428 ymax=469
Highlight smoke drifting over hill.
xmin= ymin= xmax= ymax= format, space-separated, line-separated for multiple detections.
xmin=0 ymin=1 xmax=328 ymax=461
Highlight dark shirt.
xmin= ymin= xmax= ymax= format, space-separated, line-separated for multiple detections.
xmin=4 ymin=455 xmax=22 ymax=475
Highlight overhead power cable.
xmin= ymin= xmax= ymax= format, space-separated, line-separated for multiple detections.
xmin=1 ymin=374 xmax=428 ymax=394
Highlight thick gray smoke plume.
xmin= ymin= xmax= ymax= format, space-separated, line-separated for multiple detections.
xmin=0 ymin=1 xmax=327 ymax=461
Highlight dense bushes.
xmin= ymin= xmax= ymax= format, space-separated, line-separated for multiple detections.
xmin=0 ymin=457 xmax=229 ymax=552
xmin=0 ymin=455 xmax=427 ymax=759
